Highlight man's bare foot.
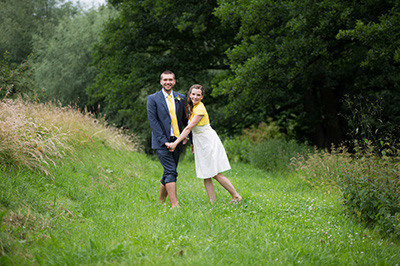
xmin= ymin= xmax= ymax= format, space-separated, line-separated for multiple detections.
xmin=159 ymin=199 xmax=166 ymax=205
xmin=230 ymin=196 xmax=242 ymax=203
xmin=171 ymin=204 xmax=180 ymax=209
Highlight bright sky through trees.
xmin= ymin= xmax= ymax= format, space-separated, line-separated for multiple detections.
xmin=72 ymin=0 xmax=106 ymax=9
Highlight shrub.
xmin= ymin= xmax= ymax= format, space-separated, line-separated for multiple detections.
xmin=0 ymin=52 xmax=38 ymax=99
xmin=339 ymin=155 xmax=400 ymax=238
xmin=242 ymin=120 xmax=285 ymax=143
xmin=223 ymin=135 xmax=252 ymax=163
xmin=293 ymin=143 xmax=400 ymax=237
xmin=224 ymin=120 xmax=286 ymax=164
xmin=249 ymin=139 xmax=311 ymax=172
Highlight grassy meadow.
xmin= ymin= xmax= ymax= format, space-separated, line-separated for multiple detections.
xmin=1 ymin=99 xmax=400 ymax=265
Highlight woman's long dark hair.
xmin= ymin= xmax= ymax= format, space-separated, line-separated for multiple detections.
xmin=186 ymin=84 xmax=205 ymax=120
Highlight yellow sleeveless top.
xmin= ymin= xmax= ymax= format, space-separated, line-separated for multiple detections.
xmin=190 ymin=102 xmax=210 ymax=126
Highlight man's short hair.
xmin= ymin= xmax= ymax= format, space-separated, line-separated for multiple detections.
xmin=160 ymin=70 xmax=175 ymax=80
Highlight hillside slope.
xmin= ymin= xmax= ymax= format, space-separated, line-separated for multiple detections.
xmin=1 ymin=99 xmax=399 ymax=265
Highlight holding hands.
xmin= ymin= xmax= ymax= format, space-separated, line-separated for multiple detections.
xmin=165 ymin=142 xmax=177 ymax=152
xmin=166 ymin=138 xmax=187 ymax=152
xmin=166 ymin=140 xmax=194 ymax=154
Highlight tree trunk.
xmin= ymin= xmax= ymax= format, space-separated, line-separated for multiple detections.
xmin=303 ymin=71 xmax=342 ymax=149
xmin=319 ymin=85 xmax=342 ymax=148
xmin=304 ymin=87 xmax=326 ymax=148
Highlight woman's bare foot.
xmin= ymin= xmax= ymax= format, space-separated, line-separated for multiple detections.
xmin=230 ymin=195 xmax=242 ymax=203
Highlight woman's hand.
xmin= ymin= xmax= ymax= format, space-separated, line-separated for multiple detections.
xmin=165 ymin=142 xmax=176 ymax=152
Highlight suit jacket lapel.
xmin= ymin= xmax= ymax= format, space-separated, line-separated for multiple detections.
xmin=158 ymin=90 xmax=169 ymax=114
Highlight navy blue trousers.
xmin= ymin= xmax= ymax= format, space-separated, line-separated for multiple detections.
xmin=156 ymin=147 xmax=180 ymax=185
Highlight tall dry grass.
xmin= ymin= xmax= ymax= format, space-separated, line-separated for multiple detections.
xmin=0 ymin=98 xmax=139 ymax=174
xmin=290 ymin=145 xmax=352 ymax=191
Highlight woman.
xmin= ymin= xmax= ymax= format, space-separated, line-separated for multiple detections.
xmin=166 ymin=84 xmax=242 ymax=203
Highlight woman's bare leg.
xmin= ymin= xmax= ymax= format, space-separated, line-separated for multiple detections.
xmin=204 ymin=178 xmax=216 ymax=203
xmin=213 ymin=173 xmax=242 ymax=203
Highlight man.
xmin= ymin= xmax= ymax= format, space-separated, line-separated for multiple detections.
xmin=147 ymin=70 xmax=188 ymax=208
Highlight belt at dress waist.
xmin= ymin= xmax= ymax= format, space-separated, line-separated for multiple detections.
xmin=192 ymin=123 xmax=212 ymax=134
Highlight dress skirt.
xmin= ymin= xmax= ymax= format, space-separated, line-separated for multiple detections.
xmin=192 ymin=124 xmax=231 ymax=179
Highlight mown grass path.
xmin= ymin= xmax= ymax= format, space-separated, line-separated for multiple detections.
xmin=1 ymin=145 xmax=400 ymax=265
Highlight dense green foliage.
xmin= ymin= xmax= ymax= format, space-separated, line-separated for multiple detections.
xmin=223 ymin=121 xmax=311 ymax=172
xmin=293 ymin=145 xmax=400 ymax=238
xmin=337 ymin=2 xmax=400 ymax=68
xmin=341 ymin=94 xmax=400 ymax=154
xmin=33 ymin=6 xmax=118 ymax=109
xmin=0 ymin=53 xmax=38 ymax=99
xmin=213 ymin=0 xmax=400 ymax=147
xmin=0 ymin=0 xmax=89 ymax=102
xmin=0 ymin=0 xmax=75 ymax=102
xmin=249 ymin=139 xmax=310 ymax=172
xmin=87 ymin=0 xmax=236 ymax=146
xmin=3 ymin=0 xmax=399 ymax=150
xmin=0 ymin=0 xmax=78 ymax=64
xmin=341 ymin=157 xmax=400 ymax=238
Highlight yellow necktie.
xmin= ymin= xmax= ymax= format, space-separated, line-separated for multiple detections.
xmin=167 ymin=95 xmax=180 ymax=138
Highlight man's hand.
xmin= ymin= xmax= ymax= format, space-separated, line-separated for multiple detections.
xmin=165 ymin=142 xmax=176 ymax=152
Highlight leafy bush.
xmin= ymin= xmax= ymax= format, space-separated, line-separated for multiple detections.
xmin=223 ymin=135 xmax=252 ymax=163
xmin=223 ymin=120 xmax=310 ymax=172
xmin=242 ymin=120 xmax=285 ymax=143
xmin=249 ymin=139 xmax=311 ymax=172
xmin=340 ymin=155 xmax=400 ymax=238
xmin=224 ymin=120 xmax=286 ymax=163
xmin=0 ymin=52 xmax=38 ymax=99
xmin=293 ymin=144 xmax=400 ymax=238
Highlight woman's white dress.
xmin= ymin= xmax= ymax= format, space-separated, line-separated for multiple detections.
xmin=192 ymin=124 xmax=231 ymax=179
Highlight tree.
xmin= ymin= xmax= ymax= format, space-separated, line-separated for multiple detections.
xmin=213 ymin=0 xmax=400 ymax=148
xmin=0 ymin=0 xmax=78 ymax=65
xmin=0 ymin=52 xmax=38 ymax=99
xmin=88 ymin=0 xmax=236 ymax=145
xmin=337 ymin=2 xmax=400 ymax=148
xmin=33 ymin=6 xmax=118 ymax=109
